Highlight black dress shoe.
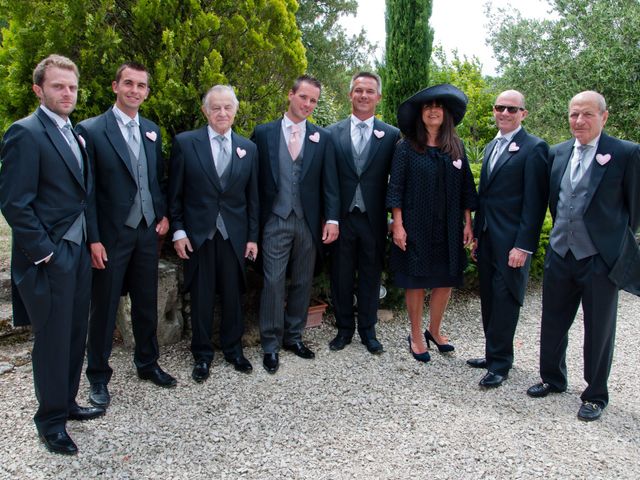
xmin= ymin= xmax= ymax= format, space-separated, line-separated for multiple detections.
xmin=283 ymin=342 xmax=315 ymax=359
xmin=40 ymin=431 xmax=78 ymax=455
xmin=138 ymin=365 xmax=178 ymax=388
xmin=89 ymin=383 xmax=110 ymax=408
xmin=68 ymin=404 xmax=106 ymax=421
xmin=466 ymin=358 xmax=487 ymax=368
xmin=263 ymin=353 xmax=279 ymax=374
xmin=225 ymin=355 xmax=253 ymax=373
xmin=577 ymin=401 xmax=603 ymax=422
xmin=192 ymin=361 xmax=210 ymax=383
xmin=479 ymin=371 xmax=508 ymax=388
xmin=526 ymin=382 xmax=565 ymax=398
xmin=361 ymin=337 xmax=384 ymax=354
xmin=329 ymin=334 xmax=352 ymax=351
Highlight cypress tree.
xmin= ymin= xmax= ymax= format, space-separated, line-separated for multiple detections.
xmin=381 ymin=0 xmax=433 ymax=125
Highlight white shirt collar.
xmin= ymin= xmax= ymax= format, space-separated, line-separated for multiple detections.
xmin=40 ymin=105 xmax=71 ymax=129
xmin=283 ymin=114 xmax=306 ymax=131
xmin=112 ymin=105 xmax=140 ymax=126
xmin=573 ymin=134 xmax=600 ymax=149
xmin=207 ymin=125 xmax=232 ymax=142
xmin=351 ymin=115 xmax=375 ymax=128
xmin=496 ymin=125 xmax=522 ymax=143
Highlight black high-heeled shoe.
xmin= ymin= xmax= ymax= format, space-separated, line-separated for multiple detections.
xmin=424 ymin=330 xmax=455 ymax=353
xmin=407 ymin=336 xmax=430 ymax=363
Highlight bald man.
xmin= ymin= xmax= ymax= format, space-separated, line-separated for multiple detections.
xmin=470 ymin=90 xmax=549 ymax=389
xmin=527 ymin=91 xmax=640 ymax=421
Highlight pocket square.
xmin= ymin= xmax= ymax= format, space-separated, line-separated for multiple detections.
xmin=595 ymin=153 xmax=611 ymax=165
xmin=145 ymin=131 xmax=157 ymax=142
xmin=452 ymin=159 xmax=462 ymax=169
xmin=236 ymin=147 xmax=246 ymax=158
xmin=309 ymin=132 xmax=320 ymax=143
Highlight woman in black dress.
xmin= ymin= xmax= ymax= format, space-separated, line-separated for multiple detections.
xmin=386 ymin=84 xmax=477 ymax=362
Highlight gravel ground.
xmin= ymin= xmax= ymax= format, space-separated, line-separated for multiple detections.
xmin=0 ymin=285 xmax=639 ymax=480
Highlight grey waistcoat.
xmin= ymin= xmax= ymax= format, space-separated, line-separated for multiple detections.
xmin=124 ymin=137 xmax=156 ymax=229
xmin=549 ymin=160 xmax=598 ymax=260
xmin=349 ymin=135 xmax=372 ymax=212
xmin=272 ymin=130 xmax=304 ymax=220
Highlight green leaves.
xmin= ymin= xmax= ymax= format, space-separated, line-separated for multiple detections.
xmin=0 ymin=0 xmax=306 ymax=139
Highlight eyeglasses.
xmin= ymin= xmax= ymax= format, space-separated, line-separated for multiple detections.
xmin=494 ymin=105 xmax=524 ymax=113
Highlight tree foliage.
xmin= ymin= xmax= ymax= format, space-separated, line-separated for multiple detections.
xmin=430 ymin=47 xmax=497 ymax=161
xmin=487 ymin=0 xmax=640 ymax=144
xmin=381 ymin=0 xmax=433 ymax=125
xmin=296 ymin=0 xmax=376 ymax=123
xmin=0 ymin=0 xmax=306 ymax=139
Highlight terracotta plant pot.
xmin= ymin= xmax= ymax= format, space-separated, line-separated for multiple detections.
xmin=306 ymin=300 xmax=328 ymax=328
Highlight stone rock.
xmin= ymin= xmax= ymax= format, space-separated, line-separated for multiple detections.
xmin=377 ymin=309 xmax=394 ymax=322
xmin=0 ymin=271 xmax=11 ymax=302
xmin=116 ymin=259 xmax=183 ymax=348
xmin=0 ymin=362 xmax=14 ymax=375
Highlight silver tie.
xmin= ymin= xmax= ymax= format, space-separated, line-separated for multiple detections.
xmin=355 ymin=122 xmax=368 ymax=155
xmin=214 ymin=135 xmax=230 ymax=176
xmin=61 ymin=124 xmax=83 ymax=171
xmin=126 ymin=120 xmax=140 ymax=159
xmin=571 ymin=145 xmax=589 ymax=188
xmin=488 ymin=136 xmax=508 ymax=175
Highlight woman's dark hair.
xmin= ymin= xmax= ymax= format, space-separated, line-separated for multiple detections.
xmin=409 ymin=104 xmax=464 ymax=159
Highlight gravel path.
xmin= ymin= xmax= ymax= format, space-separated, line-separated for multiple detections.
xmin=1 ymin=284 xmax=639 ymax=479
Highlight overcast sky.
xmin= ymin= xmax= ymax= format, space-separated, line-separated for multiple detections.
xmin=341 ymin=0 xmax=555 ymax=75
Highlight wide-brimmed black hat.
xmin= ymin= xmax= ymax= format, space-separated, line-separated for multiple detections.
xmin=396 ymin=83 xmax=468 ymax=137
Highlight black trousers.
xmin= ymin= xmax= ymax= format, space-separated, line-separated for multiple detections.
xmin=330 ymin=210 xmax=382 ymax=340
xmin=478 ymin=230 xmax=524 ymax=376
xmin=33 ymin=240 xmax=90 ymax=435
xmin=539 ymin=250 xmax=618 ymax=407
xmin=188 ymin=232 xmax=244 ymax=363
xmin=86 ymin=222 xmax=159 ymax=385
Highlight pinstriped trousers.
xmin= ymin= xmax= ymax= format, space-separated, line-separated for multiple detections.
xmin=259 ymin=213 xmax=316 ymax=353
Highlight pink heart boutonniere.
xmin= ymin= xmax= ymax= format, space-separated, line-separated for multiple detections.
xmin=145 ymin=131 xmax=157 ymax=142
xmin=77 ymin=134 xmax=86 ymax=148
xmin=373 ymin=129 xmax=385 ymax=139
xmin=508 ymin=142 xmax=519 ymax=152
xmin=595 ymin=153 xmax=611 ymax=165
xmin=452 ymin=159 xmax=462 ymax=170
xmin=309 ymin=132 xmax=320 ymax=143
xmin=236 ymin=147 xmax=247 ymax=159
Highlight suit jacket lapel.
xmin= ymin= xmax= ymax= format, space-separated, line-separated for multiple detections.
xmin=339 ymin=119 xmax=358 ymax=176
xmin=35 ymin=108 xmax=85 ymax=190
xmin=139 ymin=117 xmax=158 ymax=186
xmin=267 ymin=120 xmax=281 ymax=187
xmin=105 ymin=109 xmax=136 ymax=181
xmin=479 ymin=138 xmax=496 ymax=191
xmin=584 ymin=133 xmax=613 ymax=212
xmin=491 ymin=129 xmax=526 ymax=179
xmin=361 ymin=119 xmax=384 ymax=173
xmin=550 ymin=141 xmax=573 ymax=213
xmin=301 ymin=122 xmax=318 ymax=180
xmin=194 ymin=126 xmax=221 ymax=191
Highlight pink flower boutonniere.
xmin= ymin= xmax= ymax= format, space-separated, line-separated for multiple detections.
xmin=77 ymin=134 xmax=86 ymax=148
xmin=145 ymin=131 xmax=157 ymax=142
xmin=236 ymin=147 xmax=247 ymax=159
xmin=309 ymin=132 xmax=320 ymax=143
xmin=373 ymin=129 xmax=385 ymax=139
xmin=452 ymin=159 xmax=462 ymax=170
xmin=595 ymin=153 xmax=611 ymax=165
xmin=508 ymin=142 xmax=519 ymax=152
